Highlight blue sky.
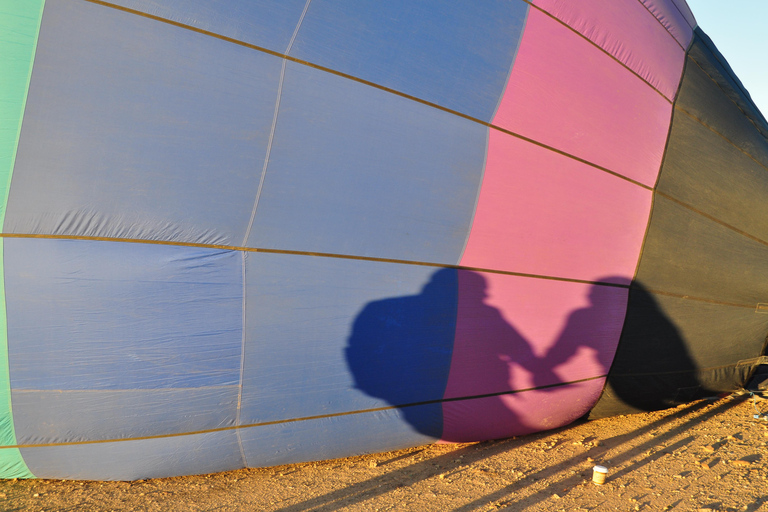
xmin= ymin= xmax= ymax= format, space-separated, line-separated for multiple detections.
xmin=686 ymin=0 xmax=768 ymax=116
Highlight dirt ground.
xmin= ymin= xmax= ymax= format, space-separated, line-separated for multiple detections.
xmin=3 ymin=392 xmax=768 ymax=511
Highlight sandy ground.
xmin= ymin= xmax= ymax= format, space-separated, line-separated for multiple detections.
xmin=3 ymin=392 xmax=768 ymax=511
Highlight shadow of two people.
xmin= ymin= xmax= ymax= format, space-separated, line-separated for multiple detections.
xmin=346 ymin=269 xmax=693 ymax=437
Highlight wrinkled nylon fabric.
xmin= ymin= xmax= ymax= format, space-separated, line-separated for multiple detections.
xmin=6 ymin=0 xmax=767 ymax=480
xmin=531 ymin=0 xmax=685 ymax=100
xmin=638 ymin=0 xmax=695 ymax=48
xmin=0 ymin=0 xmax=44 ymax=479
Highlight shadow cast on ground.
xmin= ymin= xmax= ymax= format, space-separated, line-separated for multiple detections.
xmin=277 ymin=395 xmax=744 ymax=512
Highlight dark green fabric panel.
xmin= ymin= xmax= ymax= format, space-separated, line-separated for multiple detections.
xmin=611 ymin=289 xmax=768 ymax=374
xmin=676 ymin=56 xmax=768 ymax=170
xmin=0 ymin=0 xmax=44 ymax=480
xmin=590 ymin=286 xmax=768 ymax=418
xmin=636 ymin=195 xmax=768 ymax=306
xmin=657 ymin=113 xmax=768 ymax=242
xmin=687 ymin=29 xmax=768 ymax=140
xmin=590 ymin=364 xmax=753 ymax=419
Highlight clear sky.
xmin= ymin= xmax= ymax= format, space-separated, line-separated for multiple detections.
xmin=686 ymin=0 xmax=768 ymax=116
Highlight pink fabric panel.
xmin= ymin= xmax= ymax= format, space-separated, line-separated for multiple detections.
xmin=441 ymin=272 xmax=627 ymax=441
xmin=494 ymin=9 xmax=672 ymax=187
xmin=640 ymin=0 xmax=695 ymax=48
xmin=442 ymin=379 xmax=606 ymax=442
xmin=531 ymin=0 xmax=685 ymax=100
xmin=460 ymin=132 xmax=652 ymax=283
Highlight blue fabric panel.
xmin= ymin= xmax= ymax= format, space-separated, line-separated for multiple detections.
xmin=240 ymin=407 xmax=438 ymax=468
xmin=5 ymin=0 xmax=281 ymax=246
xmin=247 ymin=62 xmax=487 ymax=264
xmin=19 ymin=431 xmax=242 ymax=480
xmin=289 ymin=0 xmax=529 ymax=121
xmin=107 ymin=0 xmax=308 ymax=53
xmin=5 ymin=239 xmax=243 ymax=390
xmin=12 ymin=388 xmax=238 ymax=444
xmin=240 ymin=253 xmax=456 ymax=438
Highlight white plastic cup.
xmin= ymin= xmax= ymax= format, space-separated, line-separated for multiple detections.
xmin=592 ymin=465 xmax=608 ymax=485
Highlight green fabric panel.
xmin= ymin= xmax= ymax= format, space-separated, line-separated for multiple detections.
xmin=0 ymin=0 xmax=45 ymax=478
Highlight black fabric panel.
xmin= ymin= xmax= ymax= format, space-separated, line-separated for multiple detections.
xmin=592 ymin=30 xmax=768 ymax=417
xmin=591 ymin=364 xmax=755 ymax=418
xmin=687 ymin=28 xmax=768 ymax=140
xmin=590 ymin=286 xmax=768 ymax=418
xmin=747 ymin=365 xmax=768 ymax=392
xmin=634 ymin=293 xmax=768 ymax=370
xmin=677 ymin=55 xmax=768 ymax=170
xmin=636 ymin=195 xmax=768 ymax=306
xmin=657 ymin=113 xmax=768 ymax=242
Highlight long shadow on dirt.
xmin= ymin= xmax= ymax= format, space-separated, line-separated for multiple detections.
xmin=277 ymin=396 xmax=743 ymax=512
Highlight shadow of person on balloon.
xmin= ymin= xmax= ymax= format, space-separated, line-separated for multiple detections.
xmin=588 ymin=280 xmax=719 ymax=418
xmin=346 ymin=271 xmax=720 ymax=437
xmin=537 ymin=279 xmax=625 ymax=390
xmin=345 ymin=268 xmax=544 ymax=440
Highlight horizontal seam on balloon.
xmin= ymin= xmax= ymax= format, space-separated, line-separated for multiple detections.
xmin=611 ymin=360 xmax=761 ymax=377
xmin=0 ymin=233 xmax=632 ymax=289
xmin=655 ymin=190 xmax=768 ymax=250
xmin=673 ymin=105 xmax=768 ymax=177
xmin=643 ymin=286 xmax=761 ymax=310
xmin=521 ymin=0 xmax=673 ymax=102
xmin=80 ymin=0 xmax=653 ymax=192
xmin=0 ymin=375 xmax=606 ymax=450
xmin=490 ymin=125 xmax=652 ymax=189
xmin=685 ymin=54 xmax=768 ymax=138
xmin=633 ymin=0 xmax=686 ymax=51
xmin=11 ymin=385 xmax=240 ymax=393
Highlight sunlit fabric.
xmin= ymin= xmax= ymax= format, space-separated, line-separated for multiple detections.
xmin=1 ymin=0 xmax=766 ymax=480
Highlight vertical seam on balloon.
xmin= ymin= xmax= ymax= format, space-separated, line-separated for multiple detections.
xmin=651 ymin=41 xmax=693 ymax=192
xmin=240 ymin=0 xmax=312 ymax=247
xmin=589 ymin=34 xmax=695 ymax=417
xmin=457 ymin=4 xmax=530 ymax=266
xmin=669 ymin=0 xmax=697 ymax=32
xmin=519 ymin=0 xmax=672 ymax=102
xmin=632 ymin=0 xmax=686 ymax=50
xmin=241 ymin=59 xmax=286 ymax=248
xmin=0 ymin=0 xmax=46 ymax=479
xmin=456 ymin=131 xmax=490 ymax=266
xmin=285 ymin=0 xmax=312 ymax=54
xmin=488 ymin=4 xmax=529 ymax=124
xmin=235 ymin=0 xmax=312 ymax=464
xmin=630 ymin=35 xmax=691 ymax=281
xmin=235 ymin=251 xmax=248 ymax=467
xmin=628 ymin=34 xmax=692 ymax=285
